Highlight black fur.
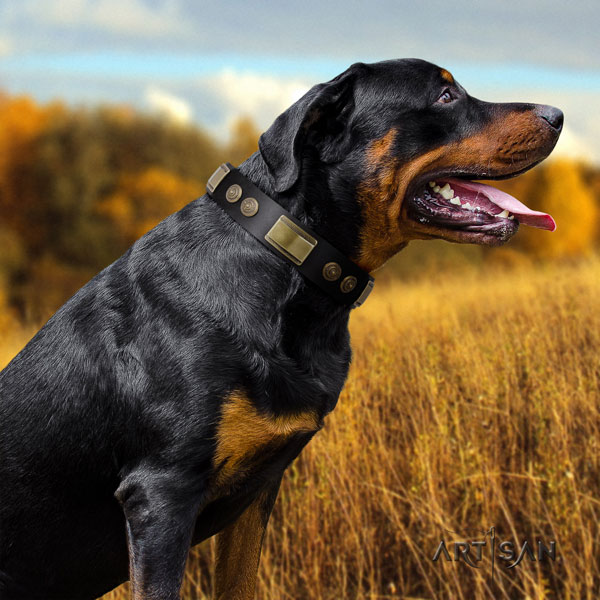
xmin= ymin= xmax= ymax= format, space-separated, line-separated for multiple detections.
xmin=0 ymin=58 xmax=562 ymax=599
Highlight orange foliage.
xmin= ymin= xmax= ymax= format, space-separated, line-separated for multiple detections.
xmin=0 ymin=96 xmax=47 ymax=173
xmin=97 ymin=167 xmax=202 ymax=243
xmin=226 ymin=116 xmax=260 ymax=166
xmin=518 ymin=160 xmax=598 ymax=257
xmin=0 ymin=96 xmax=50 ymax=229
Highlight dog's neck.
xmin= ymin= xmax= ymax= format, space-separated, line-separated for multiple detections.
xmin=228 ymin=151 xmax=354 ymax=369
xmin=237 ymin=151 xmax=364 ymax=268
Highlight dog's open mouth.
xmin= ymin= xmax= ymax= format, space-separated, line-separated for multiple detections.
xmin=406 ymin=177 xmax=556 ymax=244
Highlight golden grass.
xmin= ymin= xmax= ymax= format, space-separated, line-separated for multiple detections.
xmin=3 ymin=257 xmax=599 ymax=599
xmin=246 ymin=257 xmax=599 ymax=600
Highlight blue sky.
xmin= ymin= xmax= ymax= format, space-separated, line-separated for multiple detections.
xmin=1 ymin=0 xmax=599 ymax=161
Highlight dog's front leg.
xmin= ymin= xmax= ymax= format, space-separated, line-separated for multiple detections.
xmin=214 ymin=479 xmax=281 ymax=600
xmin=115 ymin=468 xmax=202 ymax=600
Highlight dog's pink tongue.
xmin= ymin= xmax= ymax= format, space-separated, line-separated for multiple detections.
xmin=446 ymin=178 xmax=556 ymax=231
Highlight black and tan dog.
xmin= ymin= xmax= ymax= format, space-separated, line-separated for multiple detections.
xmin=0 ymin=59 xmax=561 ymax=599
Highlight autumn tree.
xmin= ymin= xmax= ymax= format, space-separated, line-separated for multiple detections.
xmin=225 ymin=116 xmax=261 ymax=166
xmin=0 ymin=95 xmax=55 ymax=245
xmin=508 ymin=160 xmax=598 ymax=258
xmin=97 ymin=167 xmax=202 ymax=245
xmin=0 ymin=98 xmax=225 ymax=318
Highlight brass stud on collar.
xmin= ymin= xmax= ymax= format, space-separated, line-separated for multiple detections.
xmin=240 ymin=197 xmax=259 ymax=217
xmin=226 ymin=184 xmax=242 ymax=203
xmin=340 ymin=275 xmax=357 ymax=294
xmin=322 ymin=262 xmax=342 ymax=281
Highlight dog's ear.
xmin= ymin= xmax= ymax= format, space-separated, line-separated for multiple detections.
xmin=258 ymin=63 xmax=366 ymax=193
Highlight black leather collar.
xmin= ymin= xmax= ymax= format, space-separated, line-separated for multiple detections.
xmin=206 ymin=163 xmax=374 ymax=308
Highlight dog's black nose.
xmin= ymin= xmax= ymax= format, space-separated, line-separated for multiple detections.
xmin=536 ymin=105 xmax=564 ymax=131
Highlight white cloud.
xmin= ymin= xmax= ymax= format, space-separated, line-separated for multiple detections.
xmin=0 ymin=36 xmax=12 ymax=56
xmin=145 ymin=86 xmax=193 ymax=124
xmin=202 ymin=68 xmax=311 ymax=136
xmin=551 ymin=125 xmax=594 ymax=162
xmin=548 ymin=94 xmax=600 ymax=165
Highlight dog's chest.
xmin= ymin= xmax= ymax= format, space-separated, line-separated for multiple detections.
xmin=211 ymin=391 xmax=321 ymax=489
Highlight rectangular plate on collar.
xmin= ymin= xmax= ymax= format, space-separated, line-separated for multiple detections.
xmin=265 ymin=216 xmax=318 ymax=266
xmin=206 ymin=163 xmax=230 ymax=194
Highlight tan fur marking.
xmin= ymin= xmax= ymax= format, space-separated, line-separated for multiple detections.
xmin=357 ymin=140 xmax=446 ymax=272
xmin=214 ymin=492 xmax=268 ymax=600
xmin=355 ymin=110 xmax=550 ymax=272
xmin=440 ymin=69 xmax=454 ymax=83
xmin=365 ymin=128 xmax=397 ymax=165
xmin=214 ymin=391 xmax=319 ymax=484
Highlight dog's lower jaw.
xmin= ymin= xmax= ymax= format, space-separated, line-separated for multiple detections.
xmin=403 ymin=206 xmax=520 ymax=246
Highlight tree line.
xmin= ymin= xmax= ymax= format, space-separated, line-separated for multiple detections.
xmin=0 ymin=93 xmax=259 ymax=320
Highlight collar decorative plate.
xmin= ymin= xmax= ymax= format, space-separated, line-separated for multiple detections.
xmin=206 ymin=163 xmax=374 ymax=308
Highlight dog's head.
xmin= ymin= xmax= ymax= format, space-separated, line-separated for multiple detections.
xmin=258 ymin=58 xmax=562 ymax=272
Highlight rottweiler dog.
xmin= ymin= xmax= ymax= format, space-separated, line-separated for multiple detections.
xmin=0 ymin=58 xmax=561 ymax=600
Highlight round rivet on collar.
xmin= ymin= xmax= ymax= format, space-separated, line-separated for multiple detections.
xmin=226 ymin=184 xmax=242 ymax=202
xmin=322 ymin=262 xmax=342 ymax=281
xmin=340 ymin=275 xmax=357 ymax=293
xmin=240 ymin=197 xmax=259 ymax=217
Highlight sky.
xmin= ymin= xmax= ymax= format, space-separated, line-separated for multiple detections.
xmin=1 ymin=0 xmax=599 ymax=162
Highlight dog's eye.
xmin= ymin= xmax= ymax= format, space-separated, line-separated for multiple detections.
xmin=437 ymin=89 xmax=454 ymax=104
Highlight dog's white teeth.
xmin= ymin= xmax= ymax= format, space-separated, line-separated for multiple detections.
xmin=508 ymin=215 xmax=515 ymax=220
xmin=429 ymin=181 xmax=436 ymax=188
xmin=497 ymin=209 xmax=510 ymax=218
xmin=463 ymin=202 xmax=473 ymax=211
xmin=450 ymin=197 xmax=461 ymax=205
xmin=433 ymin=185 xmax=441 ymax=193
xmin=439 ymin=184 xmax=454 ymax=199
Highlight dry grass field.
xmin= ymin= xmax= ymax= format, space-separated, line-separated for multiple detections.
xmin=3 ymin=256 xmax=599 ymax=600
